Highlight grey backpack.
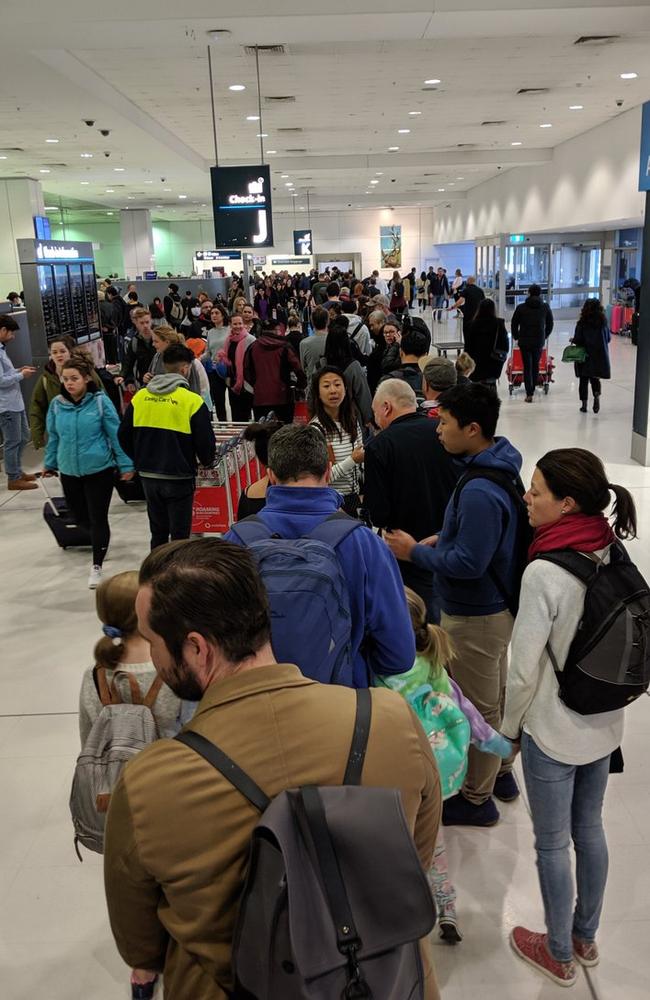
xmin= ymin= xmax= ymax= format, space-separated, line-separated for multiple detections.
xmin=176 ymin=689 xmax=437 ymax=999
xmin=70 ymin=668 xmax=163 ymax=858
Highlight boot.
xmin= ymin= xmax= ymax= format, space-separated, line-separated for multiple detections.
xmin=580 ymin=401 xmax=588 ymax=413
xmin=593 ymin=395 xmax=601 ymax=414
xmin=7 ymin=476 xmax=38 ymax=491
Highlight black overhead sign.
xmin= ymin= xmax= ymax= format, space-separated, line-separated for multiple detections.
xmin=210 ymin=164 xmax=274 ymax=249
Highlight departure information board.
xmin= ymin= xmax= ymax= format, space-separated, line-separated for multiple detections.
xmin=18 ymin=241 xmax=101 ymax=347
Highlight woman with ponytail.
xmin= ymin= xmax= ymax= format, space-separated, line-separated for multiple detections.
xmin=503 ymin=448 xmax=637 ymax=987
xmin=378 ymin=587 xmax=513 ymax=946
xmin=79 ymin=570 xmax=180 ymax=1000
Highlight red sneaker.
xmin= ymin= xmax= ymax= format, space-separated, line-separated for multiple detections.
xmin=572 ymin=936 xmax=599 ymax=967
xmin=510 ymin=926 xmax=577 ymax=987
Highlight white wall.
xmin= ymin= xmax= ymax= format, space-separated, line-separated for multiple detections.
xmin=433 ymin=107 xmax=645 ymax=245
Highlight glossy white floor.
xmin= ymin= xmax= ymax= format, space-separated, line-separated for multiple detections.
xmin=1 ymin=320 xmax=649 ymax=999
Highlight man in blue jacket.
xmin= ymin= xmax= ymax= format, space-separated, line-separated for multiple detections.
xmin=386 ymin=384 xmax=523 ymax=826
xmin=226 ymin=423 xmax=415 ymax=688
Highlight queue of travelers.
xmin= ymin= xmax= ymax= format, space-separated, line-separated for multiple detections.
xmin=2 ymin=260 xmax=637 ymax=999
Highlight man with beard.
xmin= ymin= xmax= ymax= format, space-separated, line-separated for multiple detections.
xmin=103 ymin=538 xmax=442 ymax=1000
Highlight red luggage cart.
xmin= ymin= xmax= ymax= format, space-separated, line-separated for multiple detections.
xmin=506 ymin=347 xmax=555 ymax=396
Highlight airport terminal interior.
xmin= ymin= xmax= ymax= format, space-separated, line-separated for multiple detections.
xmin=2 ymin=3 xmax=650 ymax=999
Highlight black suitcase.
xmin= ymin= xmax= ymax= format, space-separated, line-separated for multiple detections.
xmin=42 ymin=492 xmax=92 ymax=549
xmin=114 ymin=472 xmax=146 ymax=503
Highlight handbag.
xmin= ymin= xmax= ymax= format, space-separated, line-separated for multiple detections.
xmin=490 ymin=321 xmax=508 ymax=363
xmin=562 ymin=344 xmax=587 ymax=364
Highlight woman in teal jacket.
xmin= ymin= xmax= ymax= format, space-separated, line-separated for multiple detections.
xmin=44 ymin=354 xmax=134 ymax=589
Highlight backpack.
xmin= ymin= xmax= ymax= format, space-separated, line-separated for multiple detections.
xmin=175 ymin=688 xmax=437 ymax=999
xmin=69 ymin=668 xmax=162 ymax=857
xmin=537 ymin=544 xmax=650 ymax=715
xmin=169 ymin=297 xmax=184 ymax=323
xmin=410 ymin=686 xmax=471 ymax=799
xmin=231 ymin=512 xmax=362 ymax=685
xmin=452 ymin=467 xmax=533 ymax=616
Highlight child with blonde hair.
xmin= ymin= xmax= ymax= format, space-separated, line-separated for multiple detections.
xmin=379 ymin=587 xmax=512 ymax=943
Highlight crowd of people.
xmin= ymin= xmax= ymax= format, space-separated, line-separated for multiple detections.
xmin=0 ymin=262 xmax=632 ymax=1000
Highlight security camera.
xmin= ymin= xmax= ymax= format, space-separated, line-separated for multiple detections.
xmin=103 ymin=151 xmax=111 ymax=157
xmin=161 ymin=177 xmax=166 ymax=183
xmin=616 ymin=99 xmax=624 ymax=108
xmin=100 ymin=128 xmax=111 ymax=137
xmin=84 ymin=119 xmax=95 ymax=127
xmin=497 ymin=165 xmax=502 ymax=170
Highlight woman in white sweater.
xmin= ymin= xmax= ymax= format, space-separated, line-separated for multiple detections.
xmin=503 ymin=448 xmax=637 ymax=988
xmin=309 ymin=365 xmax=364 ymax=517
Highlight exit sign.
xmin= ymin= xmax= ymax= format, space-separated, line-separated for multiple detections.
xmin=510 ymin=234 xmax=525 ymax=244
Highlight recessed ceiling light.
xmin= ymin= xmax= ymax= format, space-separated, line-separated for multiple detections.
xmin=144 ymin=180 xmax=153 ymax=184
xmin=285 ymin=182 xmax=293 ymax=187
xmin=44 ymin=206 xmax=58 ymax=211
xmin=127 ymin=196 xmax=135 ymax=200
xmin=408 ymin=111 xmax=422 ymax=116
xmin=511 ymin=141 xmax=523 ymax=146
xmin=388 ymin=146 xmax=400 ymax=151
xmin=424 ymin=78 xmax=441 ymax=85
xmin=438 ymin=188 xmax=446 ymax=192
xmin=178 ymin=194 xmax=187 ymax=199
xmin=156 ymin=204 xmax=163 ymax=208
xmin=106 ymin=212 xmax=114 ymax=216
xmin=620 ymin=72 xmax=638 ymax=80
xmin=398 ymin=129 xmax=411 ymax=134
xmin=281 ymin=174 xmax=289 ymax=178
xmin=256 ymin=133 xmax=268 ymax=138
xmin=229 ymin=84 xmax=246 ymax=91
xmin=114 ymin=167 xmax=125 ymax=171
xmin=201 ymin=204 xmax=207 ymax=207
xmin=291 ymin=192 xmax=298 ymax=196
xmin=39 ymin=168 xmax=51 ymax=173
xmin=0 ymin=155 xmax=7 ymax=160
xmin=370 ymin=180 xmax=379 ymax=185
xmin=448 ymin=182 xmax=455 ymax=186
xmin=45 ymin=138 xmax=59 ymax=143
xmin=105 ymin=188 xmax=114 ymax=193
xmin=569 ymin=105 xmax=584 ymax=110
xmin=266 ymin=149 xmax=277 ymax=154
xmin=457 ymin=176 xmax=464 ymax=180
xmin=540 ymin=123 xmax=553 ymax=128
xmin=80 ymin=181 xmax=89 ymax=185
xmin=80 ymin=152 xmax=93 ymax=158
xmin=246 ymin=115 xmax=260 ymax=121
xmin=164 ymin=188 xmax=172 ymax=192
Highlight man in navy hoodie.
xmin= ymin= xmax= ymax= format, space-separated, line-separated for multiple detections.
xmin=226 ymin=423 xmax=415 ymax=688
xmin=386 ymin=384 xmax=522 ymax=826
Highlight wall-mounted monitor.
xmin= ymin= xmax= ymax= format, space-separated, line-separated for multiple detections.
xmin=210 ymin=165 xmax=274 ymax=248
xmin=33 ymin=215 xmax=52 ymax=240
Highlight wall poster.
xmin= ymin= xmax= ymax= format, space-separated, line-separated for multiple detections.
xmin=380 ymin=225 xmax=402 ymax=269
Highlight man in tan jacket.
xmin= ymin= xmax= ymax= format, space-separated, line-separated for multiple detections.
xmin=104 ymin=538 xmax=442 ymax=1000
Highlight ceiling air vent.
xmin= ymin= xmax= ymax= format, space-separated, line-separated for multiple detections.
xmin=456 ymin=143 xmax=477 ymax=148
xmin=0 ymin=147 xmax=24 ymax=153
xmin=277 ymin=127 xmax=303 ymax=132
xmin=284 ymin=148 xmax=307 ymax=153
xmin=517 ymin=88 xmax=549 ymax=95
xmin=574 ymin=35 xmax=620 ymax=46
xmin=244 ymin=45 xmax=287 ymax=56
xmin=264 ymin=95 xmax=296 ymax=104
xmin=481 ymin=121 xmax=507 ymax=126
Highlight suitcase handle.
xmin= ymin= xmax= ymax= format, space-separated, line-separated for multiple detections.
xmin=38 ymin=473 xmax=61 ymax=516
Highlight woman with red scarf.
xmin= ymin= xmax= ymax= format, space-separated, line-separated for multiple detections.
xmin=217 ymin=313 xmax=255 ymax=421
xmin=502 ymin=448 xmax=637 ymax=988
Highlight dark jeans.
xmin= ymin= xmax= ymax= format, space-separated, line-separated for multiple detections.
xmin=208 ymin=372 xmax=227 ymax=422
xmin=141 ymin=477 xmax=195 ymax=550
xmin=399 ymin=561 xmax=440 ymax=625
xmin=521 ymin=346 xmax=542 ymax=397
xmin=579 ymin=376 xmax=601 ymax=401
xmin=228 ymin=388 xmax=253 ymax=422
xmin=60 ymin=467 xmax=115 ymax=565
xmin=253 ymin=403 xmax=294 ymax=424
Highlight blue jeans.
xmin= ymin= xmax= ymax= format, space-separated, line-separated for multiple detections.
xmin=433 ymin=294 xmax=446 ymax=321
xmin=0 ymin=409 xmax=30 ymax=480
xmin=522 ymin=733 xmax=610 ymax=962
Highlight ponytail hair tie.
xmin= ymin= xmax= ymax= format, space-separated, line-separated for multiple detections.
xmin=102 ymin=625 xmax=123 ymax=646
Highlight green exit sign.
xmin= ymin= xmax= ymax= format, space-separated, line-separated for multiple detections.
xmin=510 ymin=234 xmax=525 ymax=244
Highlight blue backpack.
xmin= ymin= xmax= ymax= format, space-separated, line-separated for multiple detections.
xmin=231 ymin=512 xmax=362 ymax=685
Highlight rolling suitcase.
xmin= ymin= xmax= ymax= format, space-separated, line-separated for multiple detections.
xmin=40 ymin=476 xmax=92 ymax=549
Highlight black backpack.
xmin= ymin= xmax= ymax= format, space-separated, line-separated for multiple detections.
xmin=452 ymin=467 xmax=533 ymax=616
xmin=175 ymin=689 xmax=436 ymax=999
xmin=537 ymin=544 xmax=650 ymax=715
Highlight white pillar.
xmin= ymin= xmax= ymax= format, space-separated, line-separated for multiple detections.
xmin=0 ymin=177 xmax=45 ymax=294
xmin=120 ymin=209 xmax=154 ymax=279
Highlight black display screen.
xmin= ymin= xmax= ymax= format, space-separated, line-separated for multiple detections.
xmin=81 ymin=264 xmax=99 ymax=331
xmin=69 ymin=264 xmax=87 ymax=333
xmin=53 ymin=264 xmax=74 ymax=335
xmin=37 ymin=265 xmax=58 ymax=341
xmin=210 ymin=165 xmax=274 ymax=248
xmin=293 ymin=229 xmax=313 ymax=255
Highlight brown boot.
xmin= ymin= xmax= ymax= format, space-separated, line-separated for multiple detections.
xmin=7 ymin=477 xmax=38 ymax=491
xmin=20 ymin=472 xmax=38 ymax=481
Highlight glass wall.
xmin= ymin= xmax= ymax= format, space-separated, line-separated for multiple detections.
xmin=549 ymin=243 xmax=601 ymax=310
xmin=502 ymin=244 xmax=550 ymax=306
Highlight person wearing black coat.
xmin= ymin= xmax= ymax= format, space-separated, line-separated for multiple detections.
xmin=572 ymin=298 xmax=611 ymax=414
xmin=465 ymin=298 xmax=509 ymax=388
xmin=511 ymin=284 xmax=554 ymax=402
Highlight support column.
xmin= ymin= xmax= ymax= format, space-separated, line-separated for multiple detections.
xmin=498 ymin=233 xmax=507 ymax=318
xmin=0 ymin=177 xmax=45 ymax=293
xmin=120 ymin=209 xmax=154 ymax=279
xmin=631 ymin=191 xmax=650 ymax=464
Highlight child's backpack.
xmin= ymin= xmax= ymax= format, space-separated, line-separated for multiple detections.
xmin=176 ymin=689 xmax=437 ymax=999
xmin=410 ymin=686 xmax=471 ymax=799
xmin=538 ymin=544 xmax=650 ymax=714
xmin=230 ymin=512 xmax=362 ymax=685
xmin=70 ymin=668 xmax=162 ymax=857
xmin=452 ymin=467 xmax=533 ymax=616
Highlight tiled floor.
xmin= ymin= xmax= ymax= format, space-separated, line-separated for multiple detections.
xmin=1 ymin=321 xmax=648 ymax=998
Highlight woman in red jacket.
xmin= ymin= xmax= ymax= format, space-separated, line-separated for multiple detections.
xmin=244 ymin=321 xmax=305 ymax=424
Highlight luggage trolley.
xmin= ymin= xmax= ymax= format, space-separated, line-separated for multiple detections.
xmin=506 ymin=347 xmax=555 ymax=396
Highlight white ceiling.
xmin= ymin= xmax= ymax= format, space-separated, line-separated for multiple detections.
xmin=1 ymin=1 xmax=649 ymax=224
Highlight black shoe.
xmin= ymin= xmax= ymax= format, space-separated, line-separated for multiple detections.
xmin=580 ymin=402 xmax=588 ymax=413
xmin=442 ymin=792 xmax=500 ymax=827
xmin=493 ymin=772 xmax=520 ymax=802
xmin=131 ymin=977 xmax=158 ymax=999
xmin=439 ymin=919 xmax=463 ymax=945
xmin=593 ymin=395 xmax=600 ymax=414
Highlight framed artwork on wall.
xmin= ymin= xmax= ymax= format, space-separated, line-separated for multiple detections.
xmin=380 ymin=225 xmax=402 ymax=268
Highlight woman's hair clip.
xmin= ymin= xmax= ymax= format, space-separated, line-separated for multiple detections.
xmin=102 ymin=624 xmax=124 ymax=646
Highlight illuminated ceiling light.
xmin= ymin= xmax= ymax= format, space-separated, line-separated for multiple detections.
xmin=457 ymin=176 xmax=464 ymax=180
xmin=539 ymin=123 xmax=553 ymax=128
xmin=388 ymin=146 xmax=399 ymax=151
xmin=106 ymin=211 xmax=114 ymax=215
xmin=80 ymin=152 xmax=93 ymax=158
xmin=127 ymin=196 xmax=135 ymax=200
xmin=375 ymin=171 xmax=383 ymax=176
xmin=114 ymin=167 xmax=125 ymax=171
xmin=438 ymin=188 xmax=445 ymax=192
xmin=266 ymin=149 xmax=277 ymax=154
xmin=0 ymin=155 xmax=7 ymax=160
xmin=370 ymin=179 xmax=379 ymax=185
xmin=178 ymin=194 xmax=188 ymax=199
xmin=39 ymin=168 xmax=51 ymax=173
xmin=398 ymin=129 xmax=411 ymax=134
xmin=164 ymin=188 xmax=172 ymax=192
xmin=569 ymin=105 xmax=584 ymax=110
xmin=424 ymin=78 xmax=441 ymax=85
xmin=45 ymin=138 xmax=59 ymax=143
xmin=44 ymin=206 xmax=58 ymax=210
xmin=80 ymin=181 xmax=89 ymax=185
xmin=281 ymin=174 xmax=289 ymax=178
xmin=144 ymin=180 xmax=153 ymax=184
xmin=620 ymin=72 xmax=638 ymax=80
xmin=106 ymin=188 xmax=114 ymax=193
xmin=285 ymin=182 xmax=293 ymax=186
xmin=246 ymin=115 xmax=260 ymax=121
xmin=511 ymin=141 xmax=523 ymax=146
xmin=256 ymin=133 xmax=268 ymax=138
xmin=408 ymin=111 xmax=422 ymax=116
xmin=229 ymin=84 xmax=246 ymax=91
xmin=201 ymin=203 xmax=207 ymax=207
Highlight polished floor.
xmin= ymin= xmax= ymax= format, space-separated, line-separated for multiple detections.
xmin=1 ymin=320 xmax=648 ymax=998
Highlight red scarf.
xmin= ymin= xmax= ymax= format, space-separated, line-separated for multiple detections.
xmin=218 ymin=328 xmax=249 ymax=394
xmin=528 ymin=512 xmax=615 ymax=562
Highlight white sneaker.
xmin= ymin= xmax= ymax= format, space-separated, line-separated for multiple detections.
xmin=88 ymin=565 xmax=102 ymax=589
